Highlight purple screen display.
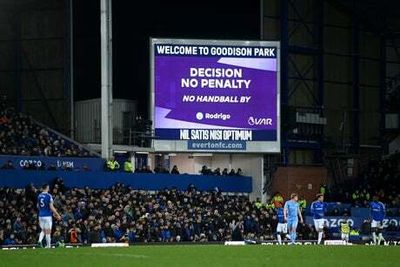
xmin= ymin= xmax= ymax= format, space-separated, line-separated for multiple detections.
xmin=153 ymin=43 xmax=279 ymax=142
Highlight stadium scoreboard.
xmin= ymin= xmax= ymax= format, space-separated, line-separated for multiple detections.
xmin=150 ymin=38 xmax=280 ymax=153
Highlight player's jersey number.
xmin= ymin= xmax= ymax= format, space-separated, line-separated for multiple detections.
xmin=39 ymin=197 xmax=45 ymax=208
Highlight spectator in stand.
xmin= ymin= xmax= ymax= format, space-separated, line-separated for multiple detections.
xmin=3 ymin=234 xmax=17 ymax=245
xmin=112 ymin=223 xmax=127 ymax=243
xmin=200 ymin=165 xmax=212 ymax=175
xmin=123 ymin=158 xmax=134 ymax=173
xmin=88 ymin=224 xmax=101 ymax=244
xmin=222 ymin=168 xmax=228 ymax=176
xmin=298 ymin=196 xmax=307 ymax=212
xmin=271 ymin=192 xmax=284 ymax=208
xmin=154 ymin=164 xmax=169 ymax=174
xmin=320 ymin=184 xmax=327 ymax=195
xmin=106 ymin=157 xmax=120 ymax=171
xmin=22 ymin=161 xmax=36 ymax=170
xmin=228 ymin=169 xmax=236 ymax=176
xmin=236 ymin=168 xmax=243 ymax=176
xmin=213 ymin=168 xmax=221 ymax=176
xmin=170 ymin=165 xmax=180 ymax=175
xmin=68 ymin=224 xmax=81 ymax=243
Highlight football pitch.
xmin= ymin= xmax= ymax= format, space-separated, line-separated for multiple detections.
xmin=0 ymin=245 xmax=398 ymax=267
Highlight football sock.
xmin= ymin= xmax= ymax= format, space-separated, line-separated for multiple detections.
xmin=377 ymin=233 xmax=384 ymax=245
xmin=277 ymin=234 xmax=282 ymax=245
xmin=318 ymin=232 xmax=323 ymax=244
xmin=372 ymin=232 xmax=377 ymax=245
xmin=45 ymin=234 xmax=51 ymax=248
xmin=38 ymin=231 xmax=44 ymax=243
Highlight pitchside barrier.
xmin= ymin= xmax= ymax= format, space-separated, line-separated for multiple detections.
xmin=305 ymin=215 xmax=400 ymax=232
xmin=3 ymin=239 xmax=400 ymax=250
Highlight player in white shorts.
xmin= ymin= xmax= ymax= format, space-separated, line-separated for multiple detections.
xmin=37 ymin=184 xmax=61 ymax=248
xmin=369 ymin=196 xmax=386 ymax=245
xmin=310 ymin=193 xmax=326 ymax=244
xmin=275 ymin=204 xmax=287 ymax=245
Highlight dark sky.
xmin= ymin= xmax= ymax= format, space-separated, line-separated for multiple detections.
xmin=73 ymin=0 xmax=260 ymax=117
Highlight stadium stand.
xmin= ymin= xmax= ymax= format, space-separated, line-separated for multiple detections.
xmin=1 ymin=93 xmax=399 ymax=245
xmin=328 ymin=152 xmax=400 ymax=210
xmin=1 ymin=152 xmax=399 ymax=245
xmin=0 ymin=180 xmax=316 ymax=245
xmin=0 ymin=98 xmax=96 ymax=158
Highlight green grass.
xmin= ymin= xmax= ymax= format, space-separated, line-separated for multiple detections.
xmin=0 ymin=245 xmax=399 ymax=267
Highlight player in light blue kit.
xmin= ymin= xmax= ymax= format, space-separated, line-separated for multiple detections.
xmin=310 ymin=193 xmax=326 ymax=244
xmin=369 ymin=195 xmax=386 ymax=245
xmin=37 ymin=184 xmax=61 ymax=248
xmin=284 ymin=193 xmax=304 ymax=244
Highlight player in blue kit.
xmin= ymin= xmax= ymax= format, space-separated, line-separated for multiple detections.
xmin=275 ymin=203 xmax=287 ymax=245
xmin=369 ymin=195 xmax=386 ymax=245
xmin=37 ymin=184 xmax=61 ymax=248
xmin=310 ymin=193 xmax=326 ymax=244
xmin=284 ymin=193 xmax=304 ymax=245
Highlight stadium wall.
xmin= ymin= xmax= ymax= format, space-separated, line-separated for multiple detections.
xmin=271 ymin=166 xmax=330 ymax=201
xmin=262 ymin=0 xmax=390 ymax=164
xmin=74 ymin=98 xmax=137 ymax=144
xmin=0 ymin=0 xmax=70 ymax=134
xmin=389 ymin=134 xmax=400 ymax=155
xmin=0 ymin=170 xmax=252 ymax=193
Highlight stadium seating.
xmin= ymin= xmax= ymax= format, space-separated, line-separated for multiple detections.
xmin=0 ymin=181 xmax=316 ymax=245
xmin=328 ymin=152 xmax=400 ymax=209
xmin=0 ymin=100 xmax=95 ymax=158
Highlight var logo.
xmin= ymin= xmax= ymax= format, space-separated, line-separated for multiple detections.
xmin=248 ymin=116 xmax=272 ymax=126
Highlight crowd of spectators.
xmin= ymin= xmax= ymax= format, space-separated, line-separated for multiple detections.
xmin=200 ymin=165 xmax=244 ymax=176
xmin=0 ymin=180 xmax=316 ymax=246
xmin=0 ymin=98 xmax=93 ymax=157
xmin=105 ymin=158 xmax=245 ymax=177
xmin=328 ymin=152 xmax=400 ymax=211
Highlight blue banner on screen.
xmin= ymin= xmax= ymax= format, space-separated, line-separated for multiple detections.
xmin=188 ymin=140 xmax=246 ymax=150
xmin=151 ymin=39 xmax=280 ymax=153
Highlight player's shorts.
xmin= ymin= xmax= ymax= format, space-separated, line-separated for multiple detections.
xmin=276 ymin=223 xmax=287 ymax=233
xmin=39 ymin=216 xmax=52 ymax=230
xmin=341 ymin=233 xmax=349 ymax=241
xmin=287 ymin=219 xmax=298 ymax=230
xmin=371 ymin=220 xmax=383 ymax=229
xmin=313 ymin=219 xmax=325 ymax=231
